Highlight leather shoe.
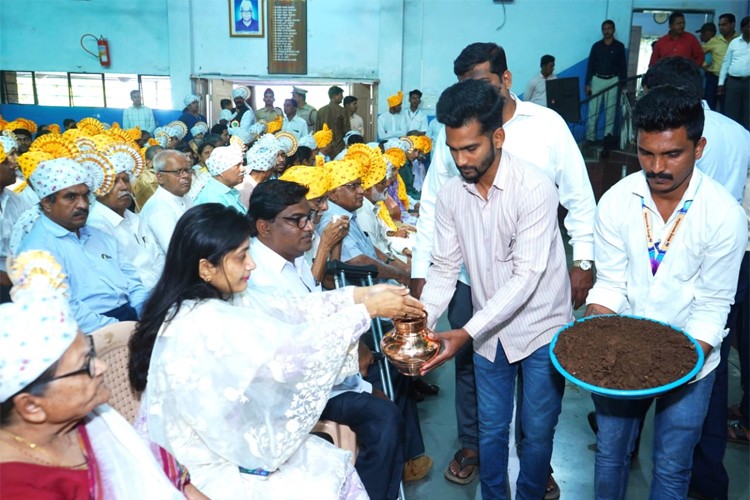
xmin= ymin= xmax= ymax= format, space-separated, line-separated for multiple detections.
xmin=403 ymin=455 xmax=432 ymax=482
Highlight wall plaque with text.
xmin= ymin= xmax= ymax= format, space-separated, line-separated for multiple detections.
xmin=267 ymin=0 xmax=307 ymax=74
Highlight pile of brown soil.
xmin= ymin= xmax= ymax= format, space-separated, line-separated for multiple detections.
xmin=553 ymin=315 xmax=698 ymax=391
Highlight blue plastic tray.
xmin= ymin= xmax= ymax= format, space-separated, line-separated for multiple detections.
xmin=549 ymin=314 xmax=705 ymax=399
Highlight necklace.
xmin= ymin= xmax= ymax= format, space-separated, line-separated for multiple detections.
xmin=1 ymin=429 xmax=88 ymax=469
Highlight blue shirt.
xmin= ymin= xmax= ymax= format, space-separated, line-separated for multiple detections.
xmin=193 ymin=177 xmax=246 ymax=214
xmin=316 ymin=201 xmax=378 ymax=262
xmin=18 ymin=216 xmax=148 ymax=333
xmin=178 ymin=112 xmax=207 ymax=141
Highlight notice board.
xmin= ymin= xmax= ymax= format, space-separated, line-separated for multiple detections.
xmin=267 ymin=0 xmax=307 ymax=74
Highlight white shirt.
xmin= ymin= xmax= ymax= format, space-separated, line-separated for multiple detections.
xmin=404 ymin=108 xmax=428 ymax=133
xmin=719 ymin=35 xmax=750 ymax=84
xmin=587 ymin=169 xmax=747 ymax=381
xmin=377 ymin=112 xmax=407 ymax=141
xmin=282 ymin=114 xmax=309 ymax=139
xmin=524 ymin=72 xmax=557 ymax=107
xmin=412 ymin=93 xmax=596 ymax=280
xmin=349 ymin=113 xmax=365 ymax=136
xmin=0 ymin=189 xmax=32 ymax=272
xmin=420 ymin=150 xmax=573 ymax=363
xmin=87 ymin=201 xmax=160 ymax=289
xmin=248 ymin=238 xmax=370 ymax=396
xmin=355 ymin=197 xmax=393 ymax=258
xmin=138 ymin=186 xmax=193 ymax=270
xmin=697 ymin=100 xmax=750 ymax=203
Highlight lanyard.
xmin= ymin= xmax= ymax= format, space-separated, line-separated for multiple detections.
xmin=641 ymin=181 xmax=699 ymax=275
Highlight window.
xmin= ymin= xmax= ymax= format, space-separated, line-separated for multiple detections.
xmin=104 ymin=73 xmax=138 ymax=109
xmin=1 ymin=71 xmax=173 ymax=109
xmin=34 ymin=72 xmax=69 ymax=106
xmin=71 ymin=73 xmax=105 ymax=107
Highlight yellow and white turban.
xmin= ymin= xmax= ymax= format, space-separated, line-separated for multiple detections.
xmin=346 ymin=144 xmax=386 ymax=190
xmin=0 ymin=135 xmax=17 ymax=155
xmin=387 ymin=91 xmax=403 ymax=108
xmin=0 ymin=250 xmax=77 ymax=403
xmin=280 ymin=165 xmax=331 ymax=200
xmin=30 ymin=157 xmax=91 ymax=199
xmin=325 ymin=160 xmax=361 ymax=190
xmin=17 ymin=151 xmax=53 ymax=180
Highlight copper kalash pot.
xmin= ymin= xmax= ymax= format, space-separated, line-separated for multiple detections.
xmin=381 ymin=314 xmax=441 ymax=376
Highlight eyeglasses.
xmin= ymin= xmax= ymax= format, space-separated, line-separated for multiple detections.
xmin=49 ymin=337 xmax=97 ymax=382
xmin=309 ymin=195 xmax=328 ymax=208
xmin=160 ymin=168 xmax=192 ymax=177
xmin=280 ymin=209 xmax=318 ymax=229
xmin=340 ymin=181 xmax=363 ymax=191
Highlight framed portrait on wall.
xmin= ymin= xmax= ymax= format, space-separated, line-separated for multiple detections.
xmin=229 ymin=0 xmax=264 ymax=37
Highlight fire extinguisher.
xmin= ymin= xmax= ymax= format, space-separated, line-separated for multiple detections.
xmin=80 ymin=34 xmax=111 ymax=67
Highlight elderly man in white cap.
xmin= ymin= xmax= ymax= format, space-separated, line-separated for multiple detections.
xmin=178 ymin=93 xmax=207 ymax=142
xmin=292 ymin=86 xmax=318 ymax=130
xmin=139 ymin=150 xmax=194 ymax=273
xmin=193 ymin=145 xmax=246 ymax=213
xmin=16 ymin=158 xmax=148 ymax=333
xmin=0 ymin=136 xmax=30 ymax=303
xmin=87 ymin=147 xmax=160 ymax=289
xmin=236 ymin=134 xmax=280 ymax=208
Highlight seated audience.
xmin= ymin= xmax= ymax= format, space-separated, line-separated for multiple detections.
xmin=138 ymin=150 xmax=193 ymax=271
xmin=0 ymin=136 xmax=28 ymax=303
xmin=18 ymin=158 xmax=147 ymax=333
xmin=318 ymin=160 xmax=410 ymax=286
xmin=192 ymin=145 xmax=246 ymax=213
xmin=132 ymin=145 xmax=164 ymax=212
xmin=129 ymin=203 xmax=423 ymax=498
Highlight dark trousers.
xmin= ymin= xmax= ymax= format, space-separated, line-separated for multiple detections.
xmin=704 ymin=72 xmax=719 ymax=111
xmin=320 ymin=391 xmax=405 ymax=500
xmin=103 ymin=302 xmax=138 ymax=321
xmin=724 ymin=75 xmax=750 ymax=130
xmin=0 ymin=284 xmax=10 ymax=304
xmin=365 ymin=360 xmax=425 ymax=461
xmin=449 ymin=281 xmax=479 ymax=452
xmin=690 ymin=251 xmax=750 ymax=498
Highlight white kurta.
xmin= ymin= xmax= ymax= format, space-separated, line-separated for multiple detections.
xmin=144 ymin=289 xmax=371 ymax=499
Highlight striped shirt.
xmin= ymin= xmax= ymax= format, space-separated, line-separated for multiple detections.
xmin=122 ymin=105 xmax=157 ymax=134
xmin=420 ymin=150 xmax=573 ymax=363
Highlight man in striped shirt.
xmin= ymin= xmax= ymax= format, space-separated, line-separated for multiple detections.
xmin=419 ymin=79 xmax=572 ymax=500
xmin=122 ymin=90 xmax=157 ymax=134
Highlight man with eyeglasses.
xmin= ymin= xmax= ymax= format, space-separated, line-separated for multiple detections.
xmin=139 ymin=150 xmax=194 ymax=273
xmin=17 ymin=158 xmax=148 ymax=334
xmin=235 ymin=0 xmax=259 ymax=32
xmin=247 ymin=179 xmax=429 ymax=498
xmin=317 ymin=159 xmax=411 ymax=287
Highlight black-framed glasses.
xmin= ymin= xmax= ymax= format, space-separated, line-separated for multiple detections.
xmin=280 ymin=209 xmax=318 ymax=229
xmin=160 ymin=168 xmax=192 ymax=177
xmin=340 ymin=181 xmax=363 ymax=191
xmin=49 ymin=337 xmax=97 ymax=381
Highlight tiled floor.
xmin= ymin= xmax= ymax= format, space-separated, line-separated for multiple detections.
xmin=403 ymin=313 xmax=750 ymax=500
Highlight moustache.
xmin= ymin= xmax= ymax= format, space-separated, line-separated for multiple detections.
xmin=72 ymin=209 xmax=89 ymax=218
xmin=117 ymin=191 xmax=133 ymax=200
xmin=645 ymin=172 xmax=673 ymax=180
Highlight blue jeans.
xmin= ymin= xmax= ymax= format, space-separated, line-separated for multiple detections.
xmin=474 ymin=342 xmax=564 ymax=500
xmin=592 ymin=371 xmax=715 ymax=500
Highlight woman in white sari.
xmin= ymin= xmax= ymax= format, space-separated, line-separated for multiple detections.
xmin=129 ymin=203 xmax=424 ymax=499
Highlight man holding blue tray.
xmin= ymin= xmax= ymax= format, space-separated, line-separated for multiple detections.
xmin=584 ymin=86 xmax=746 ymax=499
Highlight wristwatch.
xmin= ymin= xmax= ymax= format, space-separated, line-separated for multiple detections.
xmin=572 ymin=260 xmax=593 ymax=271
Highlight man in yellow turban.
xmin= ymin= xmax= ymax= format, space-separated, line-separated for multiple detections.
xmin=378 ymin=90 xmax=407 ymax=141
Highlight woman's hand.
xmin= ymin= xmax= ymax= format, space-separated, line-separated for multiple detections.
xmin=354 ymin=284 xmax=425 ymax=319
